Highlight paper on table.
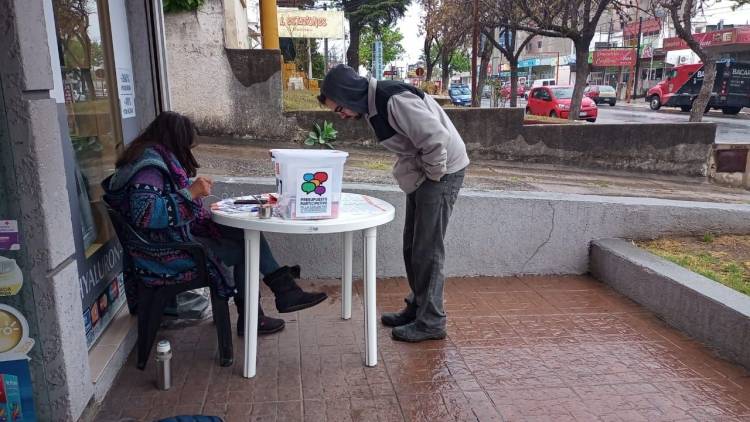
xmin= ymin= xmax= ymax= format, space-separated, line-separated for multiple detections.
xmin=211 ymin=196 xmax=260 ymax=215
xmin=341 ymin=195 xmax=387 ymax=217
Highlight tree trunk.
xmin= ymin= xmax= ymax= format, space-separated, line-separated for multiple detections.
xmin=569 ymin=44 xmax=590 ymax=121
xmin=474 ymin=38 xmax=493 ymax=107
xmin=426 ymin=62 xmax=435 ymax=81
xmin=690 ymin=59 xmax=716 ymax=122
xmin=346 ymin=14 xmax=361 ymax=70
xmin=424 ymin=38 xmax=435 ymax=81
xmin=441 ymin=54 xmax=451 ymax=94
xmin=510 ymin=61 xmax=519 ymax=108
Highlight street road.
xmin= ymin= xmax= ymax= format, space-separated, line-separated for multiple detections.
xmin=480 ymin=98 xmax=750 ymax=144
xmin=596 ymin=103 xmax=750 ymax=144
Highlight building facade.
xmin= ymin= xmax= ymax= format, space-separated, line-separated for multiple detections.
xmin=0 ymin=0 xmax=167 ymax=419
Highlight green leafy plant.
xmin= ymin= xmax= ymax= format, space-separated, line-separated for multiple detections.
xmin=163 ymin=0 xmax=204 ymax=13
xmin=702 ymin=232 xmax=716 ymax=243
xmin=305 ymin=121 xmax=338 ymax=149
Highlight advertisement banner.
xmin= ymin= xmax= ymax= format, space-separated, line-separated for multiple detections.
xmin=624 ymin=18 xmax=661 ymax=36
xmin=278 ymin=9 xmax=345 ymax=39
xmin=593 ymin=49 xmax=637 ymax=67
xmin=0 ymin=360 xmax=36 ymax=421
xmin=662 ymin=28 xmax=744 ymax=51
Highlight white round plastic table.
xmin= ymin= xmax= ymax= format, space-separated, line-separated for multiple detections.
xmin=211 ymin=193 xmax=395 ymax=378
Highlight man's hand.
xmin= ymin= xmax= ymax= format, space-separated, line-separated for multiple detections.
xmin=188 ymin=176 xmax=213 ymax=199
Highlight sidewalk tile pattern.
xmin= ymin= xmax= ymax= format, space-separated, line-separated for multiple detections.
xmin=95 ymin=276 xmax=750 ymax=422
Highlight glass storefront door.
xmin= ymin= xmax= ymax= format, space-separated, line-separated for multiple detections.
xmin=52 ymin=0 xmax=127 ymax=348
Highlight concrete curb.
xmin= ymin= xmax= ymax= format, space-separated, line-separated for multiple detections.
xmin=211 ymin=178 xmax=750 ymax=279
xmin=591 ymin=238 xmax=750 ymax=369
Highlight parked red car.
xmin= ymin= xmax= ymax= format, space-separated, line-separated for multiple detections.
xmin=525 ymin=86 xmax=598 ymax=122
xmin=500 ymin=82 xmax=526 ymax=98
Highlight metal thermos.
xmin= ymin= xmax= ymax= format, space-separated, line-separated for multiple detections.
xmin=155 ymin=340 xmax=172 ymax=390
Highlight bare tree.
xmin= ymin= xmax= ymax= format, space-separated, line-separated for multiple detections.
xmin=654 ymin=0 xmax=714 ymax=122
xmin=340 ymin=0 xmax=409 ymax=70
xmin=473 ymin=32 xmax=495 ymax=106
xmin=482 ymin=0 xmax=538 ymax=107
xmin=54 ymin=0 xmax=99 ymax=98
xmin=516 ymin=0 xmax=624 ymax=120
xmin=420 ymin=0 xmax=442 ymax=80
xmin=422 ymin=0 xmax=471 ymax=91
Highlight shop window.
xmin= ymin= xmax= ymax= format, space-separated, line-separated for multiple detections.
xmin=53 ymin=0 xmax=120 ymax=258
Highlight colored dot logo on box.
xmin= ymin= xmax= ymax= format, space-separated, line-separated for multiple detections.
xmin=301 ymin=172 xmax=328 ymax=195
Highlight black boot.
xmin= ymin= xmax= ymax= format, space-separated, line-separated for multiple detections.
xmin=263 ymin=265 xmax=328 ymax=313
xmin=381 ymin=299 xmax=417 ymax=327
xmin=235 ymin=299 xmax=285 ymax=336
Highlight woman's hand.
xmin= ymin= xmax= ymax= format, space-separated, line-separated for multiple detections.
xmin=188 ymin=176 xmax=213 ymax=199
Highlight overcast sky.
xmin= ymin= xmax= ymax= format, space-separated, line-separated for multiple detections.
xmin=389 ymin=1 xmax=750 ymax=70
xmin=255 ymin=2 xmax=750 ymax=73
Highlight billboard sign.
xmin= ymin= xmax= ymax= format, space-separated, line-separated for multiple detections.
xmin=662 ymin=28 xmax=750 ymax=51
xmin=624 ymin=18 xmax=661 ymax=36
xmin=278 ymin=9 xmax=345 ymax=39
xmin=593 ymin=49 xmax=637 ymax=67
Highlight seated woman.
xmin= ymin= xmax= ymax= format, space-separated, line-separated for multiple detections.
xmin=103 ymin=111 xmax=327 ymax=335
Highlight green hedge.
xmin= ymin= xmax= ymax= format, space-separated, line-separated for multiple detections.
xmin=163 ymin=0 xmax=205 ymax=13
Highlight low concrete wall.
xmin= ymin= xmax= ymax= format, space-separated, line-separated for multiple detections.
xmin=710 ymin=144 xmax=750 ymax=189
xmin=211 ymin=178 xmax=750 ymax=279
xmin=512 ymin=123 xmax=715 ymax=176
xmin=286 ymin=108 xmax=525 ymax=147
xmin=288 ymin=110 xmax=714 ymax=176
xmin=591 ymin=239 xmax=750 ymax=369
xmin=165 ymin=0 xmax=291 ymax=138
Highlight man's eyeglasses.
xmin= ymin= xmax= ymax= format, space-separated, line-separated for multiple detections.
xmin=334 ymin=105 xmax=343 ymax=113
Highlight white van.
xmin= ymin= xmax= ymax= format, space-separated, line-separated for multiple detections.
xmin=523 ymin=79 xmax=558 ymax=99
xmin=532 ymin=78 xmax=557 ymax=88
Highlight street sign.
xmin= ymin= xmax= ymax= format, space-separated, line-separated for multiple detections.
xmin=373 ymin=38 xmax=383 ymax=80
xmin=415 ymin=67 xmax=425 ymax=77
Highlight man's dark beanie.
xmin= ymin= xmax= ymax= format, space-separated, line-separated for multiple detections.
xmin=320 ymin=64 xmax=369 ymax=115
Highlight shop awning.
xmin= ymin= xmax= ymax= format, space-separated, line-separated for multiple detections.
xmin=663 ymin=27 xmax=750 ymax=52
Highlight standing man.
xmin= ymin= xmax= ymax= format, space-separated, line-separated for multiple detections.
xmin=318 ymin=65 xmax=470 ymax=342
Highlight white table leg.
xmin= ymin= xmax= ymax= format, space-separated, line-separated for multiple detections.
xmin=243 ymin=230 xmax=261 ymax=378
xmin=363 ymin=227 xmax=377 ymax=367
xmin=341 ymin=231 xmax=353 ymax=320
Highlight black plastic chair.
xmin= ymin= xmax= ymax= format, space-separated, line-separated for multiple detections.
xmin=105 ymin=205 xmax=233 ymax=370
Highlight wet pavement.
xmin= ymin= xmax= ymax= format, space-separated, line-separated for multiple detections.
xmin=95 ymin=275 xmax=750 ymax=421
xmin=194 ymin=142 xmax=750 ymax=204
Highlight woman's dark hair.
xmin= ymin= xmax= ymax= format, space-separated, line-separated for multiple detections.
xmin=116 ymin=111 xmax=200 ymax=177
xmin=317 ymin=94 xmax=327 ymax=105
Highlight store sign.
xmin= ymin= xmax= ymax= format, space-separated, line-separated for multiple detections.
xmin=278 ymin=9 xmax=345 ymax=39
xmin=518 ymin=58 xmax=540 ymax=68
xmin=77 ymin=239 xmax=125 ymax=348
xmin=642 ymin=44 xmax=654 ymax=59
xmin=662 ymin=27 xmax=750 ymax=51
xmin=116 ymin=68 xmax=135 ymax=119
xmin=624 ymin=18 xmax=661 ymax=36
xmin=593 ymin=49 xmax=637 ymax=67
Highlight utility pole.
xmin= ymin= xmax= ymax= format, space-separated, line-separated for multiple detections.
xmin=323 ymin=3 xmax=329 ymax=72
xmin=471 ymin=0 xmax=479 ymax=106
xmin=632 ymin=17 xmax=644 ymax=99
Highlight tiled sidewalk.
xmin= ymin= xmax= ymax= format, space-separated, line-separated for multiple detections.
xmin=95 ymin=276 xmax=750 ymax=421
